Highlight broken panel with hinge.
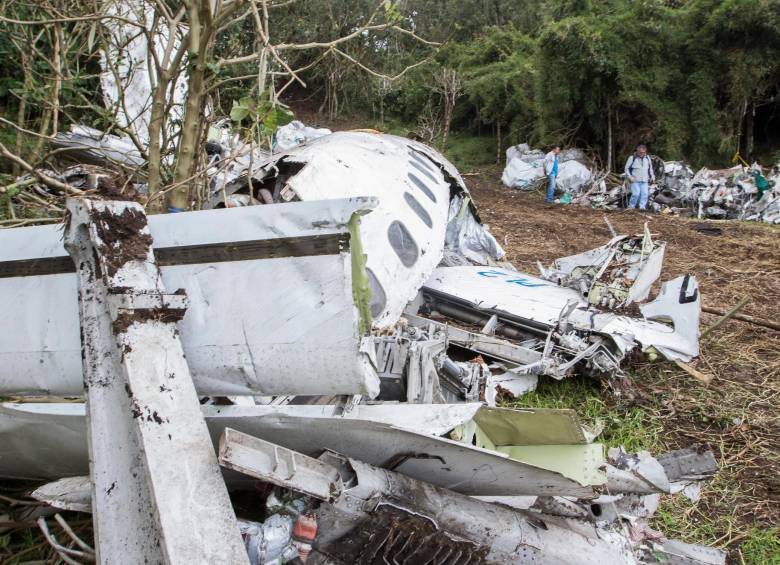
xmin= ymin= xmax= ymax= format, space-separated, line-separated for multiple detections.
xmin=0 ymin=197 xmax=380 ymax=397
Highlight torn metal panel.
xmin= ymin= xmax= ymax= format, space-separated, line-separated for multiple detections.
xmin=31 ymin=476 xmax=92 ymax=513
xmin=606 ymin=448 xmax=672 ymax=494
xmin=207 ymin=132 xmax=504 ymax=328
xmin=490 ymin=370 xmax=539 ymax=398
xmin=52 ymin=125 xmax=145 ymax=169
xmin=656 ymin=445 xmax=718 ymax=482
xmin=464 ymin=407 xmax=606 ymax=487
xmin=418 ymin=264 xmax=701 ymax=369
xmin=0 ymin=198 xmax=380 ymax=397
xmin=0 ymin=402 xmax=599 ymax=497
xmin=543 ymin=228 xmax=666 ymax=309
xmin=100 ymin=0 xmax=187 ymax=146
xmin=64 ymin=198 xmax=248 ymax=565
xmin=593 ymin=274 xmax=701 ymax=362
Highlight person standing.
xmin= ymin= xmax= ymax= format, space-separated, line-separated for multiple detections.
xmin=624 ymin=143 xmax=655 ymax=210
xmin=544 ymin=144 xmax=561 ymax=203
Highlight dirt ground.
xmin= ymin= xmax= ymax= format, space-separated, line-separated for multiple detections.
xmin=467 ymin=165 xmax=780 ymax=559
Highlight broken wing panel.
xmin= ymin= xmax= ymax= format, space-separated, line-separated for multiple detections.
xmin=0 ymin=199 xmax=380 ymax=397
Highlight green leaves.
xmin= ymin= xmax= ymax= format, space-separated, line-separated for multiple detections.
xmin=230 ymin=96 xmax=294 ymax=137
xmin=229 ymin=97 xmax=253 ymax=123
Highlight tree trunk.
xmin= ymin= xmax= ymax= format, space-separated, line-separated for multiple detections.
xmin=146 ymin=73 xmax=170 ymax=209
xmin=170 ymin=1 xmax=210 ymax=211
xmin=736 ymin=98 xmax=748 ymax=155
xmin=745 ymin=100 xmax=754 ymax=161
xmin=442 ymin=100 xmax=452 ymax=150
xmin=496 ymin=119 xmax=502 ymax=165
xmin=606 ymin=96 xmax=613 ymax=172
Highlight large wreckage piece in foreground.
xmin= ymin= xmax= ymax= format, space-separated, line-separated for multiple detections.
xmin=214 ymin=429 xmax=723 ymax=565
xmin=0 ymin=198 xmax=380 ymax=397
xmin=25 ymin=432 xmax=723 ymax=565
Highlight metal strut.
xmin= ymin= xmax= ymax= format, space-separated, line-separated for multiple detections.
xmin=64 ymin=198 xmax=249 ymax=565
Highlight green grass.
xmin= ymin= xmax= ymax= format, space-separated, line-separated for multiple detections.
xmin=442 ymin=133 xmax=497 ymax=171
xmin=502 ymin=375 xmax=663 ymax=453
xmin=741 ymin=527 xmax=780 ymax=565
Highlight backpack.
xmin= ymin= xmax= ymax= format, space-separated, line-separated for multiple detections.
xmin=628 ymin=154 xmax=653 ymax=178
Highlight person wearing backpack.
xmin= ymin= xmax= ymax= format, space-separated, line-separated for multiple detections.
xmin=543 ymin=144 xmax=561 ymax=204
xmin=624 ymin=143 xmax=655 ymax=210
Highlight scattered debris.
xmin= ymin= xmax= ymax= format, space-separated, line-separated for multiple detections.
xmin=0 ymin=136 xmax=723 ymax=563
xmin=502 ymin=143 xmax=592 ymax=193
xmin=501 ymin=143 xmax=780 ymax=224
xmin=274 ymin=120 xmax=332 ymax=152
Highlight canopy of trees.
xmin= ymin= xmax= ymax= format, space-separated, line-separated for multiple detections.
xmin=282 ymin=0 xmax=780 ymax=167
xmin=0 ymin=0 xmax=778 ymax=208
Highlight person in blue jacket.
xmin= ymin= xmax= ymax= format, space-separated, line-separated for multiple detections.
xmin=543 ymin=144 xmax=561 ymax=203
xmin=624 ymin=143 xmax=655 ymax=210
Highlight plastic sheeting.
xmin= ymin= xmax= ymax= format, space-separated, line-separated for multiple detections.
xmin=501 ymin=144 xmax=592 ymax=194
xmin=274 ymin=120 xmax=332 ymax=152
xmin=501 ymin=144 xmax=545 ymax=190
xmin=556 ymin=161 xmax=592 ymax=193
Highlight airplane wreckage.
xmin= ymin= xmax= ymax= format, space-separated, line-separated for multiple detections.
xmin=0 ymin=129 xmax=723 ymax=564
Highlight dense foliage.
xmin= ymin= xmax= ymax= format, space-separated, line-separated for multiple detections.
xmin=288 ymin=0 xmax=780 ymax=167
xmin=0 ymin=0 xmax=778 ymax=176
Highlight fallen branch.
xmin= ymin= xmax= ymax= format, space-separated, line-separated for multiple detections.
xmin=0 ymin=142 xmax=85 ymax=195
xmin=674 ymin=360 xmax=713 ymax=384
xmin=702 ymin=304 xmax=779 ymax=332
xmin=702 ymin=297 xmax=751 ymax=338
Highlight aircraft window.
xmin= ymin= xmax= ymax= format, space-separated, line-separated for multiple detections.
xmin=407 ymin=172 xmax=437 ymax=203
xmin=404 ymin=192 xmax=433 ymax=228
xmin=409 ymin=159 xmax=438 ymax=184
xmin=387 ymin=221 xmax=419 ymax=267
xmin=365 ymin=268 xmax=387 ymax=318
xmin=409 ymin=150 xmax=437 ymax=173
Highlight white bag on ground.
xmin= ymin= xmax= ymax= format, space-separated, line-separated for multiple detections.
xmin=556 ymin=161 xmax=592 ymax=193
